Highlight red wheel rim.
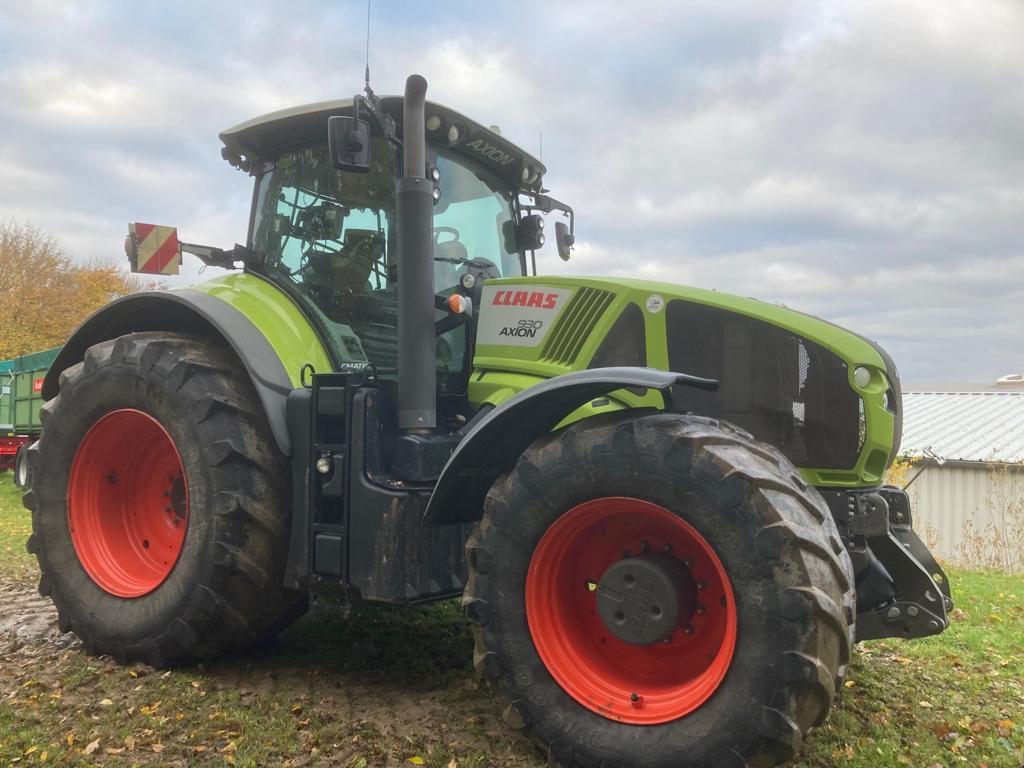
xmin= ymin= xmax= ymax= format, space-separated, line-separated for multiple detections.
xmin=67 ymin=409 xmax=189 ymax=598
xmin=525 ymin=497 xmax=737 ymax=725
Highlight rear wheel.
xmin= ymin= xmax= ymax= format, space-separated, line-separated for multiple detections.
xmin=23 ymin=332 xmax=305 ymax=666
xmin=14 ymin=444 xmax=29 ymax=488
xmin=464 ymin=411 xmax=855 ymax=768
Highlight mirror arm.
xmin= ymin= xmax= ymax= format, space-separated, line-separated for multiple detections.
xmin=353 ymin=93 xmax=403 ymax=156
xmin=526 ymin=193 xmax=574 ymax=234
xmin=179 ymin=242 xmax=255 ymax=270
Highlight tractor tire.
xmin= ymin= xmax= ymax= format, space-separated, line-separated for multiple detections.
xmin=22 ymin=332 xmax=305 ymax=666
xmin=14 ymin=444 xmax=30 ymax=488
xmin=464 ymin=411 xmax=855 ymax=768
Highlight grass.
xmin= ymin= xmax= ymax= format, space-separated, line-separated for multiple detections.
xmin=0 ymin=472 xmax=35 ymax=582
xmin=1 ymin=469 xmax=1022 ymax=767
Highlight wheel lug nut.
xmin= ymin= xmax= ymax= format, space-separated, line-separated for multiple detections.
xmin=696 ymin=605 xmax=706 ymax=615
xmin=663 ymin=543 xmax=673 ymax=554
xmin=640 ymin=540 xmax=650 ymax=552
xmin=682 ymin=558 xmax=693 ymax=567
xmin=696 ymin=581 xmax=706 ymax=591
xmin=684 ymin=625 xmax=694 ymax=635
xmin=630 ymin=692 xmax=644 ymax=708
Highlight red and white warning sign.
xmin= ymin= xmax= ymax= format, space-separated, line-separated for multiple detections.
xmin=127 ymin=223 xmax=181 ymax=275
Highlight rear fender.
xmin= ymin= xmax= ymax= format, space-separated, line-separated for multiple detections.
xmin=422 ymin=367 xmax=717 ymax=524
xmin=43 ymin=275 xmax=332 ymax=456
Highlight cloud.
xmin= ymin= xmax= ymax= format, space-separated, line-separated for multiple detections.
xmin=0 ymin=0 xmax=1021 ymax=381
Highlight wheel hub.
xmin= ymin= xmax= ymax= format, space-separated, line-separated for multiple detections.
xmin=525 ymin=497 xmax=738 ymax=724
xmin=596 ymin=554 xmax=697 ymax=645
xmin=67 ymin=409 xmax=189 ymax=598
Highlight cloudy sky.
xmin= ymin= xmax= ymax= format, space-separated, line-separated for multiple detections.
xmin=1 ymin=1 xmax=1021 ymax=382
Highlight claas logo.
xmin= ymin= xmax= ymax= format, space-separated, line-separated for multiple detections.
xmin=125 ymin=223 xmax=181 ymax=275
xmin=491 ymin=290 xmax=559 ymax=309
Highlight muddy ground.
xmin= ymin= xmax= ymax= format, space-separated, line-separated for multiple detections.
xmin=0 ymin=574 xmax=546 ymax=767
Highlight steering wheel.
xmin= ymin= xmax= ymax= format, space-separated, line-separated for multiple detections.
xmin=432 ymin=226 xmax=461 ymax=247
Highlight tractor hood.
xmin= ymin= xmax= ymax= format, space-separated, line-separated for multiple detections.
xmin=468 ymin=275 xmax=902 ymax=489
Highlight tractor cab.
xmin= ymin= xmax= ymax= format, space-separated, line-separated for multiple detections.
xmin=219 ymin=95 xmax=571 ymax=393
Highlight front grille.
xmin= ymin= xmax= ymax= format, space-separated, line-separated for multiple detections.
xmin=540 ymin=287 xmax=615 ymax=366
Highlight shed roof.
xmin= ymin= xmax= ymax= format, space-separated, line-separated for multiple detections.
xmin=901 ymin=391 xmax=1024 ymax=464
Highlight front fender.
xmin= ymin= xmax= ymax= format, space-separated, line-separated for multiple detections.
xmin=422 ymin=367 xmax=717 ymax=524
xmin=43 ymin=274 xmax=332 ymax=456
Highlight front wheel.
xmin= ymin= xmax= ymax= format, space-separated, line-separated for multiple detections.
xmin=464 ymin=411 xmax=855 ymax=768
xmin=24 ymin=332 xmax=305 ymax=666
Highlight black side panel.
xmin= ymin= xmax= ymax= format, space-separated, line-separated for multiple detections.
xmin=41 ymin=290 xmax=296 ymax=455
xmin=346 ymin=388 xmax=468 ymax=602
xmin=665 ymin=300 xmax=861 ymax=469
xmin=588 ymin=303 xmax=646 ymax=368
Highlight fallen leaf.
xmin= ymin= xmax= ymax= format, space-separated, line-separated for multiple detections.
xmin=151 ymin=744 xmax=164 ymax=753
xmin=83 ymin=739 xmax=100 ymax=756
xmin=408 ymin=758 xmax=425 ymax=765
xmin=125 ymin=736 xmax=136 ymax=750
xmin=99 ymin=698 xmax=113 ymax=708
xmin=139 ymin=701 xmax=161 ymax=716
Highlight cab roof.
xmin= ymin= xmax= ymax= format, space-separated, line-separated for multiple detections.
xmin=219 ymin=96 xmax=546 ymax=192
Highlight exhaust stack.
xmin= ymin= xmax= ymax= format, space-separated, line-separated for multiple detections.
xmin=396 ymin=74 xmax=436 ymax=431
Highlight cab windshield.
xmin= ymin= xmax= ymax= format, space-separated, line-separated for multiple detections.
xmin=251 ymin=141 xmax=522 ymax=380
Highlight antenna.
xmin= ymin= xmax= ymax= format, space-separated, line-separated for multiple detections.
xmin=539 ymin=131 xmax=543 ymax=162
xmin=364 ymin=0 xmax=374 ymax=98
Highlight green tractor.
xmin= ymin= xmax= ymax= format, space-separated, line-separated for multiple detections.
xmin=24 ymin=75 xmax=951 ymax=767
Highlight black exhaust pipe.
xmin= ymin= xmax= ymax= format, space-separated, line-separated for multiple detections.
xmin=396 ymin=74 xmax=436 ymax=431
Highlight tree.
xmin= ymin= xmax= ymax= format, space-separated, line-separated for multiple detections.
xmin=0 ymin=221 xmax=156 ymax=359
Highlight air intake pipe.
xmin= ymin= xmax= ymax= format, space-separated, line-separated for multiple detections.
xmin=396 ymin=74 xmax=436 ymax=431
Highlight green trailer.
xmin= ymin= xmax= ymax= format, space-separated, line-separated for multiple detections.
xmin=0 ymin=346 xmax=60 ymax=484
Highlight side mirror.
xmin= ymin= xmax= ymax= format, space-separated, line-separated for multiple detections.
xmin=555 ymin=221 xmax=574 ymax=261
xmin=328 ymin=115 xmax=370 ymax=173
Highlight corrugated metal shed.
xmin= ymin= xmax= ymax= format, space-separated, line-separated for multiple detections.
xmin=901 ymin=391 xmax=1024 ymax=464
